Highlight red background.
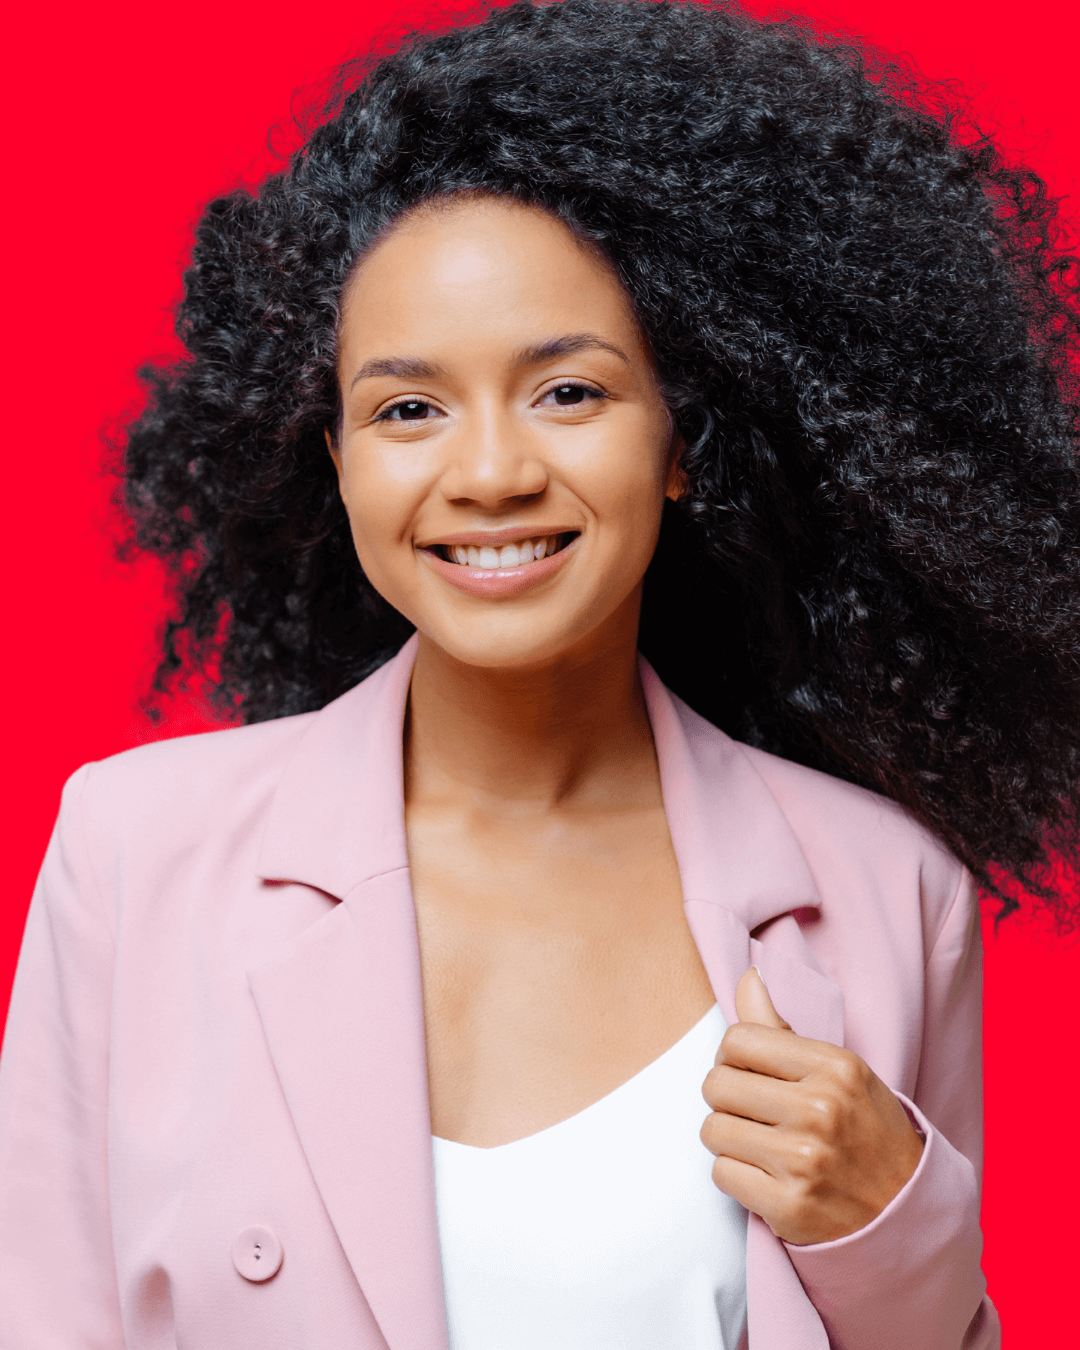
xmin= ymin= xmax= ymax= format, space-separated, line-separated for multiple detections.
xmin=3 ymin=0 xmax=1078 ymax=1338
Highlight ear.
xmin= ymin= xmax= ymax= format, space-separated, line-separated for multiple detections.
xmin=665 ymin=433 xmax=687 ymax=503
xmin=324 ymin=427 xmax=347 ymax=504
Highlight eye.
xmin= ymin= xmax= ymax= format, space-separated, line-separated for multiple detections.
xmin=540 ymin=383 xmax=606 ymax=408
xmin=376 ymin=399 xmax=440 ymax=422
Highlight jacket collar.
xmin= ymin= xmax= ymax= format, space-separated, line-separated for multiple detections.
xmin=256 ymin=636 xmax=417 ymax=895
xmin=640 ymin=659 xmax=822 ymax=932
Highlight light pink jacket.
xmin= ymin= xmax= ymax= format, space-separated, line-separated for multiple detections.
xmin=0 ymin=637 xmax=999 ymax=1349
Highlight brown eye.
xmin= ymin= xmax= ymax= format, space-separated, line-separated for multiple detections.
xmin=541 ymin=383 xmax=605 ymax=407
xmin=381 ymin=399 xmax=435 ymax=421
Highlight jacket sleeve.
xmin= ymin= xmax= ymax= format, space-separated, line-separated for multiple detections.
xmin=783 ymin=868 xmax=1001 ymax=1350
xmin=0 ymin=764 xmax=126 ymax=1349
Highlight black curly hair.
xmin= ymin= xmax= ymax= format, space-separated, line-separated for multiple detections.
xmin=123 ymin=0 xmax=1080 ymax=920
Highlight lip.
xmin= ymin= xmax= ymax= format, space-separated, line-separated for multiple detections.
xmin=416 ymin=525 xmax=578 ymax=549
xmin=419 ymin=534 xmax=579 ymax=598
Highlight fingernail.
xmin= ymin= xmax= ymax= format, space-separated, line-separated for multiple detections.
xmin=751 ymin=964 xmax=768 ymax=989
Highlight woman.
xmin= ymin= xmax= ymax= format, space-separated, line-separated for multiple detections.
xmin=2 ymin=0 xmax=1079 ymax=1345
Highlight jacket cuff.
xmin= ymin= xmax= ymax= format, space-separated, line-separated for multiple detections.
xmin=782 ymin=1095 xmax=989 ymax=1350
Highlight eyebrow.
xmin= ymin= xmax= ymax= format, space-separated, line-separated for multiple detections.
xmin=514 ymin=334 xmax=630 ymax=367
xmin=350 ymin=356 xmax=441 ymax=389
xmin=348 ymin=332 xmax=629 ymax=391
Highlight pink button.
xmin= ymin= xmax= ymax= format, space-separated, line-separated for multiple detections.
xmin=232 ymin=1225 xmax=283 ymax=1282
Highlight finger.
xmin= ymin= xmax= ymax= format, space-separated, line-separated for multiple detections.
xmin=735 ymin=966 xmax=790 ymax=1030
xmin=700 ymin=1109 xmax=789 ymax=1176
xmin=708 ymin=1152 xmax=789 ymax=1226
xmin=702 ymin=1062 xmax=797 ymax=1125
xmin=718 ymin=1022 xmax=852 ymax=1085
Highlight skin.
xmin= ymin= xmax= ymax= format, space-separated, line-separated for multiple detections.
xmin=328 ymin=194 xmax=923 ymax=1245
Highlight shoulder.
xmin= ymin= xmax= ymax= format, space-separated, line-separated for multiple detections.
xmin=736 ymin=737 xmax=950 ymax=866
xmin=80 ymin=710 xmax=316 ymax=801
xmin=65 ymin=712 xmax=318 ymax=865
xmin=50 ymin=644 xmax=417 ymax=914
xmin=737 ymin=738 xmax=968 ymax=951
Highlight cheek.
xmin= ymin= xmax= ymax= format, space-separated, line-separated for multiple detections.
xmin=571 ymin=426 xmax=670 ymax=537
xmin=337 ymin=454 xmax=425 ymax=591
xmin=341 ymin=444 xmax=424 ymax=540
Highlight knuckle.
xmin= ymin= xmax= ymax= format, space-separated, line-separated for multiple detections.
xmin=830 ymin=1050 xmax=869 ymax=1095
xmin=804 ymin=1091 xmax=843 ymax=1136
xmin=788 ymin=1134 xmax=831 ymax=1184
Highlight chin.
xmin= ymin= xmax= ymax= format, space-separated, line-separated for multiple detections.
xmin=419 ymin=618 xmax=603 ymax=673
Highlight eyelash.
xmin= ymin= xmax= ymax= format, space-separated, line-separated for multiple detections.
xmin=540 ymin=382 xmax=607 ymax=406
xmin=373 ymin=399 xmax=440 ymax=423
xmin=373 ymin=382 xmax=607 ymax=422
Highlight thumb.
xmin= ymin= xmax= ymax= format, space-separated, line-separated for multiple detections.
xmin=735 ymin=966 xmax=790 ymax=1030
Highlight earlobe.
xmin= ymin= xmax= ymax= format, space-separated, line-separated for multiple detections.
xmin=665 ymin=436 xmax=688 ymax=503
xmin=664 ymin=473 xmax=686 ymax=504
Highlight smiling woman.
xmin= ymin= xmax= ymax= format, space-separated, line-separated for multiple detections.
xmin=2 ymin=1 xmax=1080 ymax=1348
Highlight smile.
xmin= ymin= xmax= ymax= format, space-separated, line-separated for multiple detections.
xmin=432 ymin=533 xmax=575 ymax=569
xmin=420 ymin=531 xmax=580 ymax=598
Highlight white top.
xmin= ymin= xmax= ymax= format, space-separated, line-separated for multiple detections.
xmin=431 ymin=1004 xmax=748 ymax=1350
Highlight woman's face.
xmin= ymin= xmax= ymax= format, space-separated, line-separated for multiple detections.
xmin=330 ymin=196 xmax=680 ymax=671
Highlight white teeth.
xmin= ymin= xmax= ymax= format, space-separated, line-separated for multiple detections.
xmin=446 ymin=534 xmax=563 ymax=568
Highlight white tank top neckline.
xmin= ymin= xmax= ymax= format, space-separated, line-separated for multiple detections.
xmin=431 ymin=1003 xmax=749 ymax=1350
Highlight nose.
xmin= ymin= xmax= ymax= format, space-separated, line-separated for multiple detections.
xmin=438 ymin=408 xmax=548 ymax=509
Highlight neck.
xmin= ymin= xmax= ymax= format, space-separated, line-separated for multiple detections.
xmin=405 ymin=599 xmax=658 ymax=813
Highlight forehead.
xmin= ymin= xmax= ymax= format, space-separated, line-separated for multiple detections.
xmin=338 ymin=197 xmax=643 ymax=354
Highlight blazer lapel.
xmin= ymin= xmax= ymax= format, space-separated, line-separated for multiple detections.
xmin=248 ymin=868 xmax=447 ymax=1350
xmin=682 ymin=898 xmax=750 ymax=1027
xmin=249 ymin=637 xmax=447 ymax=1350
xmin=641 ymin=657 xmax=844 ymax=1036
xmin=643 ymin=661 xmax=842 ymax=1350
xmin=750 ymin=930 xmax=845 ymax=1045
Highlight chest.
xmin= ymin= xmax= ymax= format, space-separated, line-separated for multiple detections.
xmin=406 ymin=801 xmax=719 ymax=1146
